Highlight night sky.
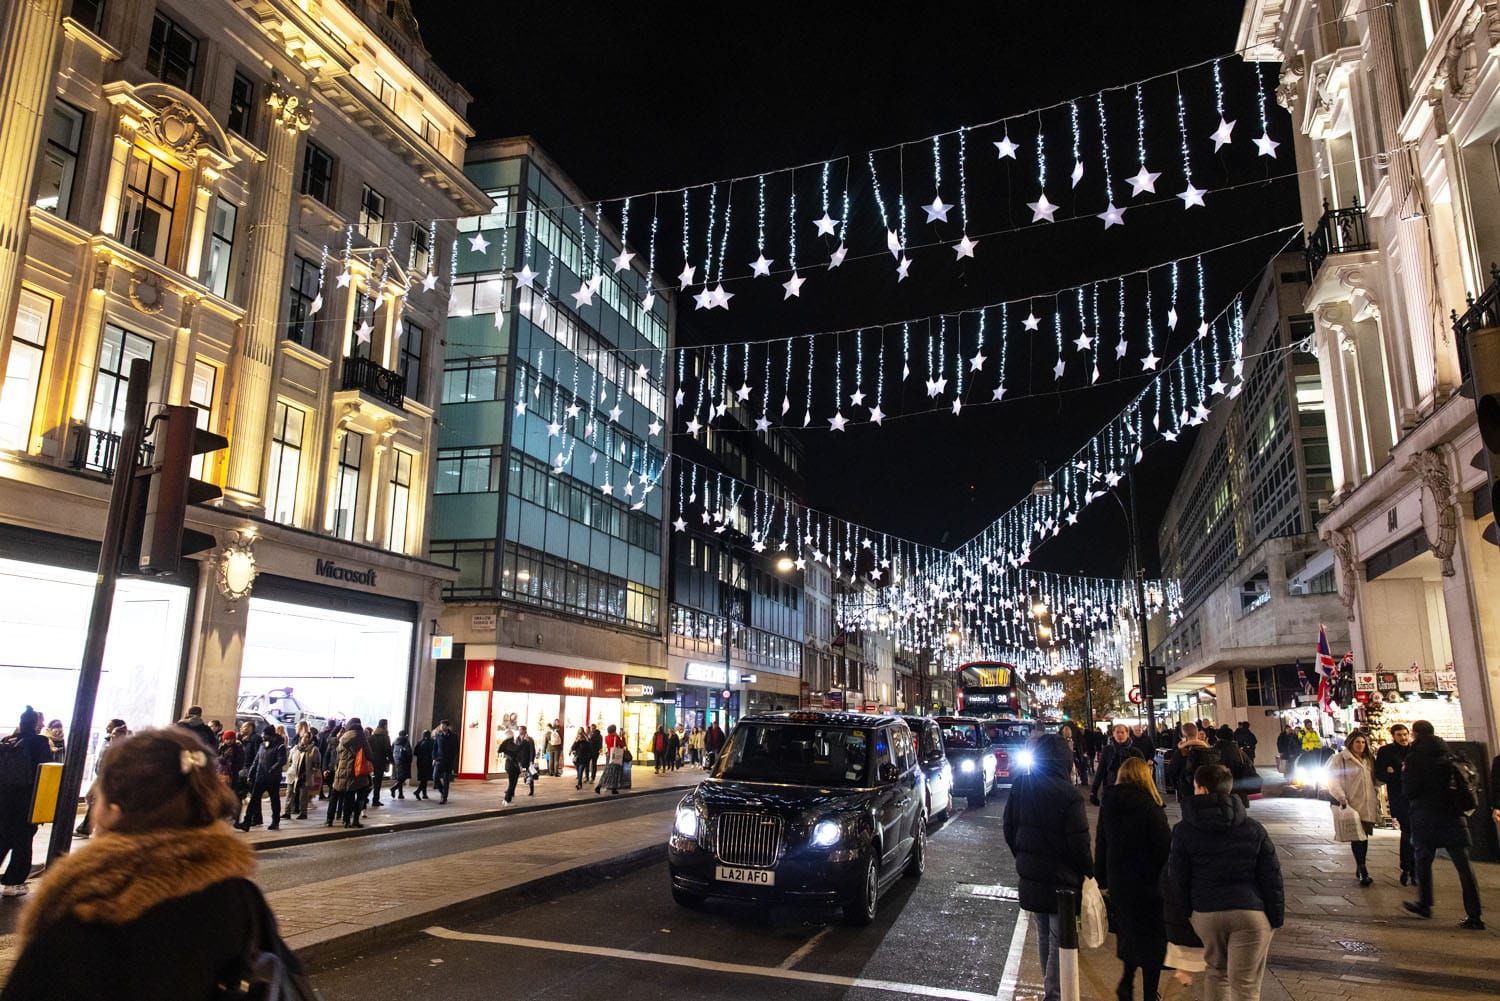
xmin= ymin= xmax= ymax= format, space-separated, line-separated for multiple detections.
xmin=414 ymin=2 xmax=1300 ymax=576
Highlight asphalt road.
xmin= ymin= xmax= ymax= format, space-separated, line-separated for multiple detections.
xmin=253 ymin=793 xmax=676 ymax=891
xmin=309 ymin=791 xmax=1025 ymax=1001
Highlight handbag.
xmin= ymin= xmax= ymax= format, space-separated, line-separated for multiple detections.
xmin=217 ymin=883 xmax=321 ymax=1001
xmin=1079 ymin=877 xmax=1108 ymax=949
xmin=1331 ymin=803 xmax=1364 ymax=843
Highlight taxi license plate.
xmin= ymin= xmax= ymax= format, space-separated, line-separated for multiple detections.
xmin=716 ymin=865 xmax=774 ymax=885
xmin=997 ymin=770 xmax=1010 ymax=778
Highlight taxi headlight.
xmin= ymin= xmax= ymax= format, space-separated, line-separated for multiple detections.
xmin=811 ymin=818 xmax=842 ymax=847
xmin=1014 ymin=748 xmax=1036 ymax=770
xmin=674 ymin=807 xmax=699 ymax=838
xmin=959 ymin=759 xmax=977 ymax=774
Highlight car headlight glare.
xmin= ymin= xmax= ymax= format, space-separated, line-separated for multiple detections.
xmin=811 ymin=818 xmax=842 ymax=847
xmin=674 ymin=807 xmax=699 ymax=838
xmin=960 ymin=759 xmax=977 ymax=774
xmin=1014 ymin=748 xmax=1035 ymax=770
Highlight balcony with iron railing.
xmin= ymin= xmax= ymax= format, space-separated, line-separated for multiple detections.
xmin=1305 ymin=198 xmax=1374 ymax=278
xmin=69 ymin=425 xmax=152 ymax=476
xmin=339 ymin=355 xmax=406 ymax=411
xmin=1451 ymin=264 xmax=1500 ymax=384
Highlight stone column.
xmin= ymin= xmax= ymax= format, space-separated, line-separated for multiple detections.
xmin=1443 ymin=506 xmax=1500 ymax=746
xmin=0 ymin=0 xmax=64 ymax=383
xmin=182 ymin=167 xmax=216 ymax=282
xmin=223 ymin=82 xmax=311 ymax=507
xmin=180 ymin=544 xmax=252 ymax=726
xmin=96 ymin=115 xmax=136 ymax=238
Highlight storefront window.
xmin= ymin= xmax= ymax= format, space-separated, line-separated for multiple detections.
xmin=240 ymin=597 xmax=412 ymax=731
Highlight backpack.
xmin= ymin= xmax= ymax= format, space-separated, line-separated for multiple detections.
xmin=0 ymin=735 xmax=36 ymax=789
xmin=1442 ymin=754 xmax=1480 ymax=816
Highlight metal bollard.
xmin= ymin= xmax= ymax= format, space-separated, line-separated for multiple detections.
xmin=1057 ymin=887 xmax=1081 ymax=1001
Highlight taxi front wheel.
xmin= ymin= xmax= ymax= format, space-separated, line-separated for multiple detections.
xmin=845 ymin=856 xmax=879 ymax=926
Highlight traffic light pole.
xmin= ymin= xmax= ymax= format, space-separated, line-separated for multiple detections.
xmin=48 ymin=357 xmax=150 ymax=863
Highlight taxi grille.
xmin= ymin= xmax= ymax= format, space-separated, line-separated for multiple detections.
xmin=714 ymin=812 xmax=784 ymax=867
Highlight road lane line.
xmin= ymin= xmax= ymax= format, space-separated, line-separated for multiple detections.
xmin=424 ymin=925 xmax=999 ymax=1000
xmin=776 ymin=926 xmax=832 ymax=969
xmin=996 ymin=908 xmax=1029 ymax=999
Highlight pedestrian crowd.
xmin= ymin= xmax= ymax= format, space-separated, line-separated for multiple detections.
xmin=1005 ymin=715 xmax=1491 ymax=1001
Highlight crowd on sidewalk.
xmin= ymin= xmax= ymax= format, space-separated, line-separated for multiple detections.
xmin=1004 ymin=716 xmax=1495 ymax=1001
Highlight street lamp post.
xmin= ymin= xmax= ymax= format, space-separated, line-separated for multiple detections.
xmin=1080 ymin=626 xmax=1095 ymax=734
xmin=1126 ymin=465 xmax=1157 ymax=742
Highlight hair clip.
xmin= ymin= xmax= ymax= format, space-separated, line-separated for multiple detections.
xmin=180 ymin=748 xmax=208 ymax=774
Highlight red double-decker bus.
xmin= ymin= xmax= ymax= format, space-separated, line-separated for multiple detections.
xmin=955 ymin=661 xmax=1031 ymax=719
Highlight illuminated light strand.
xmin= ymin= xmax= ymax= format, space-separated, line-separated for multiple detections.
xmin=1096 ymin=94 xmax=1115 ymax=204
xmin=1135 ymin=84 xmax=1148 ymax=168
xmin=756 ymin=173 xmax=767 ymax=253
xmin=958 ymin=125 xmax=969 ymax=232
xmin=1176 ymin=74 xmax=1195 ymax=184
xmin=788 ymin=168 xmax=798 ymax=272
xmin=1070 ymin=100 xmax=1083 ymax=186
xmin=680 ymin=189 xmax=691 ymax=285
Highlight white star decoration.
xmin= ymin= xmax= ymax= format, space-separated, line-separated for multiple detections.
xmin=673 ymin=516 xmax=687 ymax=533
xmin=420 ymin=272 xmax=438 ymax=293
xmin=925 ymin=377 xmax=948 ymax=398
xmin=1023 ymin=312 xmax=1041 ymax=332
xmin=1208 ymin=379 xmax=1227 ymax=397
xmin=1254 ymin=131 xmax=1280 ymax=158
xmin=685 ymin=417 xmax=702 ymax=435
xmin=829 ymin=243 xmax=848 ymax=268
xmin=647 ymin=420 xmax=662 ymax=436
xmin=678 ymin=263 xmax=696 ymax=288
xmin=308 ymin=293 xmax=323 ymax=315
xmin=573 ymin=282 xmax=598 ymax=309
xmin=1097 ymin=203 xmax=1126 ymax=229
xmin=611 ymin=248 xmax=635 ymax=272
xmin=514 ymin=401 xmax=526 ymax=416
xmin=336 ymin=271 xmax=352 ymax=289
xmin=1210 ymin=116 xmax=1235 ymax=151
xmin=923 ymin=196 xmax=952 ymax=224
xmin=991 ymin=384 xmax=1007 ymax=401
xmin=736 ymin=383 xmax=752 ymax=402
xmin=813 ymin=212 xmax=838 ymax=237
xmin=868 ymin=406 xmax=885 ymax=425
xmin=1167 ymin=307 xmax=1178 ymax=329
xmin=600 ymin=482 xmax=613 ymax=496
xmin=546 ymin=421 xmax=561 ymax=437
xmin=1074 ymin=332 xmax=1093 ymax=351
xmin=749 ymin=254 xmax=773 ymax=277
xmin=353 ymin=321 xmax=373 ymax=344
xmin=849 ymin=388 xmax=866 ymax=407
xmin=608 ymin=405 xmax=623 ymax=423
xmin=1053 ymin=359 xmax=1067 ymax=380
xmin=951 ymin=399 xmax=963 ymax=416
xmin=782 ymin=271 xmax=805 ymax=299
xmin=829 ymin=412 xmax=848 ymax=432
xmin=994 ymin=134 xmax=1019 ymax=159
xmin=1027 ymin=193 xmax=1058 ymax=223
xmin=953 ymin=234 xmax=978 ymax=259
xmin=468 ymin=233 xmax=490 ymax=254
xmin=513 ymin=264 xmax=538 ymax=289
xmin=886 ymin=229 xmax=903 ymax=258
xmin=1127 ymin=165 xmax=1161 ymax=196
xmin=1177 ymin=183 xmax=1207 ymax=209
xmin=565 ymin=403 xmax=581 ymax=419
xmin=969 ymin=351 xmax=987 ymax=372
xmin=896 ymin=256 xmax=912 ymax=281
xmin=1115 ymin=339 xmax=1128 ymax=360
xmin=1071 ymin=159 xmax=1085 ymax=187
xmin=692 ymin=287 xmax=714 ymax=311
xmin=754 ymin=416 xmax=770 ymax=432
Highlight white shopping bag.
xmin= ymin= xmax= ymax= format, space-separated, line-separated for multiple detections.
xmin=1331 ymin=802 xmax=1364 ymax=843
xmin=1079 ymin=877 xmax=1108 ymax=949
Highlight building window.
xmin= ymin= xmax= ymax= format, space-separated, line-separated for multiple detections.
xmin=421 ymin=117 xmax=442 ymax=149
xmin=374 ymin=73 xmax=397 ymax=110
xmin=358 ymin=184 xmax=385 ymax=243
xmin=441 ymin=355 xmax=500 ymax=404
xmin=434 ymin=446 xmax=498 ymax=494
xmin=449 ymin=271 xmax=509 ymax=317
xmin=350 ymin=293 xmax=375 ymax=360
xmin=286 ymin=255 xmax=323 ymax=345
xmin=35 ymin=102 xmax=84 ymax=218
xmin=0 ymin=290 xmax=54 ymax=451
xmin=333 ymin=431 xmax=364 ymax=541
xmin=398 ymin=319 xmax=423 ymax=401
xmin=205 ymin=198 xmax=236 ymax=298
xmin=301 ymin=142 xmax=334 ymax=205
xmin=89 ymin=324 xmax=154 ymax=434
xmin=227 ymin=72 xmax=256 ymax=139
xmin=117 ymin=146 xmax=179 ymax=263
xmin=188 ymin=359 xmax=216 ymax=478
xmin=265 ymin=400 xmax=304 ymax=525
xmin=388 ymin=449 xmax=412 ymax=553
xmin=410 ymin=224 xmax=430 ymax=275
xmin=68 ymin=0 xmax=106 ymax=33
xmin=146 ymin=11 xmax=198 ymax=91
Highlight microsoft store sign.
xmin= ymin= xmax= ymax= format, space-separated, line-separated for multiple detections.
xmin=315 ymin=559 xmax=377 ymax=587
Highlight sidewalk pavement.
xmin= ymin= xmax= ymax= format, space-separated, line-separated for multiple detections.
xmin=1014 ymin=781 xmax=1500 ymax=1001
xmin=0 ymin=764 xmax=702 ymax=983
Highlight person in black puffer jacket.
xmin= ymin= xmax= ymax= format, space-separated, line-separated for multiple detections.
xmin=1094 ymin=757 xmax=1170 ymax=1001
xmin=1169 ymin=764 xmax=1283 ymax=1001
xmin=1089 ymin=724 xmax=1143 ymax=806
xmin=1401 ymin=720 xmax=1483 ymax=928
xmin=1004 ymin=734 xmax=1092 ymax=1001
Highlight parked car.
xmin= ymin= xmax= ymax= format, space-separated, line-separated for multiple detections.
xmin=900 ymin=715 xmax=954 ymax=821
xmin=668 ymin=710 xmax=927 ymax=925
xmin=933 ymin=716 xmax=996 ymax=807
xmin=981 ymin=718 xmax=1035 ymax=788
xmin=235 ymin=687 xmax=329 ymax=735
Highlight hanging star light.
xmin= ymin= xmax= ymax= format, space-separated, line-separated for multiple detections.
xmin=1210 ymin=116 xmax=1235 ymax=151
xmin=467 ymin=232 xmax=490 ymax=253
xmin=994 ymin=134 xmax=1019 ymax=159
xmin=951 ymin=399 xmax=963 ymax=416
xmin=1177 ymin=183 xmax=1207 ymax=209
xmin=648 ymin=420 xmax=663 ymax=436
xmin=1026 ymin=193 xmax=1058 ymax=223
xmin=953 ymin=234 xmax=978 ymax=259
xmin=353 ymin=320 xmax=374 ymax=344
xmin=969 ymin=350 xmax=987 ymax=372
xmin=514 ymin=400 xmax=526 ymax=416
xmin=514 ymin=264 xmax=538 ymax=289
xmin=813 ymin=212 xmax=838 ymax=237
xmin=608 ymin=404 xmax=623 ymax=423
xmin=1115 ymin=338 xmax=1128 ymax=360
xmin=1023 ymin=311 xmax=1041 ymax=331
xmin=1253 ymin=131 xmax=1279 ymax=158
xmin=692 ymin=287 xmax=714 ymax=310
xmin=335 ymin=270 xmax=353 ymax=289
xmin=782 ymin=271 xmax=805 ymax=298
xmin=1070 ymin=159 xmax=1084 ymax=187
xmin=923 ymin=196 xmax=952 ymax=223
xmin=829 ymin=412 xmax=848 ymax=431
xmin=308 ymin=293 xmax=324 ymax=316
xmin=1073 ymin=332 xmax=1093 ymax=351
xmin=924 ymin=376 xmax=948 ymax=398
xmin=1097 ymin=203 xmax=1126 ymax=228
xmin=736 ymin=382 xmax=752 ymax=402
xmin=754 ymin=416 xmax=770 ymax=432
xmin=896 ymin=256 xmax=912 ymax=281
xmin=829 ymin=243 xmax=849 ymax=268
xmin=868 ymin=405 xmax=885 ymax=425
xmin=1208 ymin=378 xmax=1227 ymax=397
xmin=573 ymin=282 xmax=599 ymax=309
xmin=886 ymin=229 xmax=902 ymax=258
xmin=1126 ymin=165 xmax=1161 ymax=196
xmin=546 ymin=421 xmax=562 ymax=437
xmin=711 ymin=283 xmax=733 ymax=309
xmin=565 ymin=402 xmax=581 ymax=419
xmin=600 ymin=482 xmax=614 ymax=496
xmin=678 ymin=262 xmax=697 ymax=287
xmin=685 ymin=417 xmax=702 ymax=435
xmin=611 ymin=248 xmax=635 ymax=272
xmin=749 ymin=253 xmax=773 ymax=277
xmin=991 ymin=384 xmax=1007 ymax=401
xmin=1053 ymin=358 xmax=1066 ymax=380
xmin=420 ymin=272 xmax=438 ymax=293
xmin=849 ymin=388 xmax=866 ymax=407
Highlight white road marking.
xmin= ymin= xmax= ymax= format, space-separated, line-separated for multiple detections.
xmin=777 ymin=926 xmax=832 ymax=969
xmin=424 ymin=925 xmax=1002 ymax=1000
xmin=996 ymin=908 xmax=1029 ymax=999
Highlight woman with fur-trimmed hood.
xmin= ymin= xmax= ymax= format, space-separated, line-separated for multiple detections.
xmin=0 ymin=727 xmax=304 ymax=1000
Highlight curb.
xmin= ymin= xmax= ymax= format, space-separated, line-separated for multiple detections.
xmin=295 ymin=842 xmax=667 ymax=970
xmin=251 ymin=783 xmax=686 ymax=851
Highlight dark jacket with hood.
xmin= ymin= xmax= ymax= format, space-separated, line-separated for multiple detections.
xmin=1095 ymin=782 xmax=1170 ymax=966
xmin=1003 ymin=735 xmax=1093 ymax=914
xmin=390 ymin=734 xmax=412 ymax=781
xmin=1403 ymin=733 xmax=1470 ymax=848
xmin=367 ymin=725 xmax=392 ymax=776
xmin=433 ymin=728 xmax=460 ymax=774
xmin=1169 ymin=792 xmax=1284 ymax=928
xmin=414 ymin=732 xmax=434 ymax=781
xmin=0 ymin=826 xmax=301 ymax=1001
xmin=1167 ymin=738 xmax=1220 ymax=804
xmin=1373 ymin=740 xmax=1411 ymax=816
xmin=247 ymin=733 xmax=287 ymax=789
xmin=1090 ymin=737 xmax=1143 ymax=798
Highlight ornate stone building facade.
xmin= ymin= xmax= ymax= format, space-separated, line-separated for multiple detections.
xmin=1241 ymin=0 xmax=1500 ymax=744
xmin=0 ymin=1 xmax=487 ymax=747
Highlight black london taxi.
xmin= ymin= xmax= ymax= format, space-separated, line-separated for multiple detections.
xmin=933 ymin=716 xmax=997 ymax=807
xmin=668 ymin=710 xmax=927 ymax=925
xmin=900 ymin=715 xmax=954 ymax=821
xmin=983 ymin=717 xmax=1036 ymax=788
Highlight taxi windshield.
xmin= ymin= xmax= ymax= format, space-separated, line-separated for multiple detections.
xmin=714 ymin=723 xmax=872 ymax=786
xmin=941 ymin=723 xmax=982 ymax=749
xmin=984 ymin=721 xmax=1033 ymax=744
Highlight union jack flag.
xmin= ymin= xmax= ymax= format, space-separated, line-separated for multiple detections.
xmin=1315 ymin=625 xmax=1337 ymax=680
